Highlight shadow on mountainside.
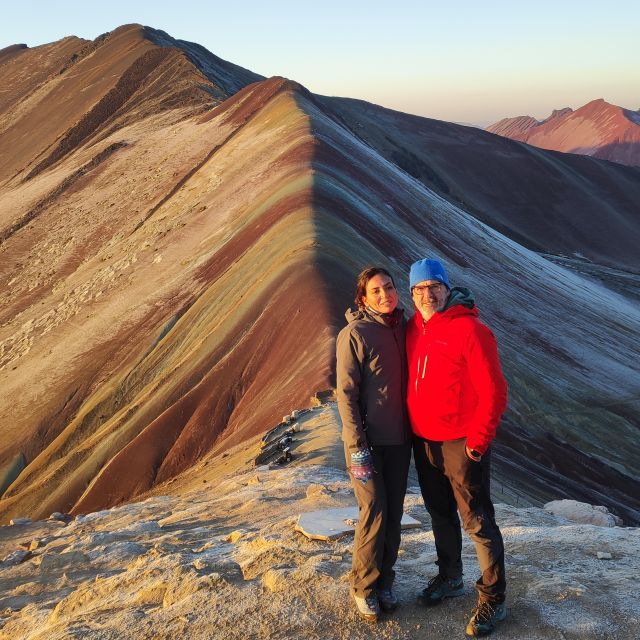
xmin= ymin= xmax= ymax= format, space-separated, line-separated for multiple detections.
xmin=295 ymin=87 xmax=640 ymax=526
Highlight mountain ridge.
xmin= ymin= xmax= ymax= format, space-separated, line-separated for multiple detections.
xmin=487 ymin=98 xmax=640 ymax=166
xmin=1 ymin=26 xmax=639 ymax=526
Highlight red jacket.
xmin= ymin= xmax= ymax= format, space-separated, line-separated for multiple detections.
xmin=406 ymin=300 xmax=507 ymax=454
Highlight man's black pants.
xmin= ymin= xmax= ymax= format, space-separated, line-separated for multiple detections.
xmin=413 ymin=436 xmax=506 ymax=603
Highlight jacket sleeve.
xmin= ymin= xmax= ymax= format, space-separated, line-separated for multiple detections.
xmin=336 ymin=326 xmax=369 ymax=453
xmin=463 ymin=322 xmax=508 ymax=454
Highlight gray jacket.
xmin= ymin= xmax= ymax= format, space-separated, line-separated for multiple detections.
xmin=336 ymin=306 xmax=411 ymax=453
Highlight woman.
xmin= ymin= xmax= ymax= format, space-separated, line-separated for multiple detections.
xmin=335 ymin=266 xmax=412 ymax=622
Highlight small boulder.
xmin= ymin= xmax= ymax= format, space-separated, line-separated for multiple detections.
xmin=544 ymin=499 xmax=622 ymax=527
xmin=306 ymin=484 xmax=330 ymax=499
xmin=225 ymin=530 xmax=245 ymax=544
xmin=2 ymin=550 xmax=32 ymax=565
xmin=38 ymin=550 xmax=89 ymax=571
xmin=48 ymin=512 xmax=73 ymax=523
xmin=262 ymin=568 xmax=291 ymax=593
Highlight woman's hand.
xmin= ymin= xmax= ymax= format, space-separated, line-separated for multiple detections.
xmin=350 ymin=448 xmax=374 ymax=484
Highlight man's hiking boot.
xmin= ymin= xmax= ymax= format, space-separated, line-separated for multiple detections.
xmin=465 ymin=600 xmax=507 ymax=637
xmin=418 ymin=574 xmax=464 ymax=606
xmin=377 ymin=587 xmax=399 ymax=612
xmin=353 ymin=592 xmax=380 ymax=622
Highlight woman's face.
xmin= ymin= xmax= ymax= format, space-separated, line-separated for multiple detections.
xmin=361 ymin=274 xmax=398 ymax=314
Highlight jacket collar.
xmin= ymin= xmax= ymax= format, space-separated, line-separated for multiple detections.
xmin=412 ymin=301 xmax=479 ymax=329
xmin=345 ymin=306 xmax=404 ymax=327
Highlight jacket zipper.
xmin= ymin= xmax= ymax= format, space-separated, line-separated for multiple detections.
xmin=416 ymin=319 xmax=428 ymax=391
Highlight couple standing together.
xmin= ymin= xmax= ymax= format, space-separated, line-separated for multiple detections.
xmin=336 ymin=258 xmax=508 ymax=638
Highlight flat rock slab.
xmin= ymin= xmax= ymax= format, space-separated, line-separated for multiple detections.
xmin=295 ymin=507 xmax=422 ymax=541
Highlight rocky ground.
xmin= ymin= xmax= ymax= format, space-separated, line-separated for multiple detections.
xmin=0 ymin=406 xmax=637 ymax=639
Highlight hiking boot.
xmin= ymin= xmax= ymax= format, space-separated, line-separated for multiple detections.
xmin=465 ymin=600 xmax=507 ymax=637
xmin=353 ymin=593 xmax=380 ymax=622
xmin=418 ymin=574 xmax=464 ymax=606
xmin=377 ymin=587 xmax=399 ymax=612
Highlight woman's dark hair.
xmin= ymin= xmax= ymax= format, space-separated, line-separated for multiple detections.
xmin=355 ymin=267 xmax=395 ymax=308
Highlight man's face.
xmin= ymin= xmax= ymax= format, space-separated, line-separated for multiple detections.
xmin=362 ymin=274 xmax=398 ymax=314
xmin=412 ymin=279 xmax=448 ymax=320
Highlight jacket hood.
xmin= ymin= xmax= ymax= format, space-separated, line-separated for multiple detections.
xmin=344 ymin=306 xmax=404 ymax=327
xmin=443 ymin=286 xmax=475 ymax=311
xmin=411 ymin=287 xmax=478 ymax=327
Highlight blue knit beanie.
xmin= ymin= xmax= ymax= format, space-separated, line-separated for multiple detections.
xmin=409 ymin=258 xmax=451 ymax=289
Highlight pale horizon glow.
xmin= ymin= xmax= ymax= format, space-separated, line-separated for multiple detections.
xmin=2 ymin=1 xmax=639 ymax=125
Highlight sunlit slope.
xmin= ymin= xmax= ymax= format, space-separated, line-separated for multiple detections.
xmin=0 ymin=24 xmax=262 ymax=185
xmin=0 ymin=78 xmax=334 ymax=519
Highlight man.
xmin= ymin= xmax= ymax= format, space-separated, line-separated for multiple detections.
xmin=406 ymin=258 xmax=508 ymax=638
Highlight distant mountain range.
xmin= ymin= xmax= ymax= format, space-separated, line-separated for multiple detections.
xmin=0 ymin=25 xmax=639 ymax=524
xmin=487 ymin=99 xmax=640 ymax=166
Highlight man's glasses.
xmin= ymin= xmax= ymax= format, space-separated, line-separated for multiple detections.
xmin=412 ymin=283 xmax=444 ymax=296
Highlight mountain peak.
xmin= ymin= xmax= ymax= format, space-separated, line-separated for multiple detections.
xmin=577 ymin=97 xmax=618 ymax=116
xmin=487 ymin=98 xmax=640 ymax=166
xmin=543 ymin=107 xmax=573 ymax=123
xmin=0 ymin=26 xmax=265 ymax=182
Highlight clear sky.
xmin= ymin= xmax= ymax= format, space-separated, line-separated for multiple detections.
xmin=2 ymin=1 xmax=639 ymax=125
